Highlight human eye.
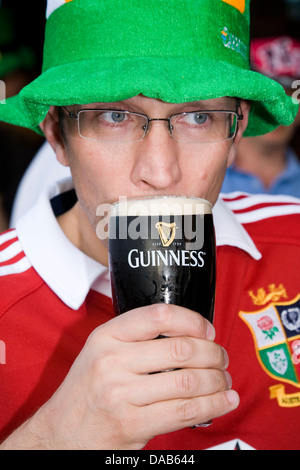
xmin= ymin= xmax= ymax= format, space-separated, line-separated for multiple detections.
xmin=100 ymin=110 xmax=127 ymax=124
xmin=180 ymin=112 xmax=209 ymax=126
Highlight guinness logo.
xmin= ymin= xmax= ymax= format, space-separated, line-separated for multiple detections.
xmin=155 ymin=222 xmax=177 ymax=247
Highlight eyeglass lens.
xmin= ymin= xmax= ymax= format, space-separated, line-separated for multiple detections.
xmin=77 ymin=109 xmax=237 ymax=143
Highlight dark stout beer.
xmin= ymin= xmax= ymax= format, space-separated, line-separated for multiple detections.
xmin=109 ymin=196 xmax=216 ymax=322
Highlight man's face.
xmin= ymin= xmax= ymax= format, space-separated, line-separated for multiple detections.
xmin=43 ymin=95 xmax=249 ymax=232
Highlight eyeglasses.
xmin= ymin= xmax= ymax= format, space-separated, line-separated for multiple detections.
xmin=62 ymin=102 xmax=243 ymax=144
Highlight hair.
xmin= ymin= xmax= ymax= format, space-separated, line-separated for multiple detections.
xmin=57 ymin=106 xmax=67 ymax=143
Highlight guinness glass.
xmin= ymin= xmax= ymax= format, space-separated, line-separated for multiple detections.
xmin=109 ymin=196 xmax=216 ymax=428
xmin=109 ymin=196 xmax=216 ymax=322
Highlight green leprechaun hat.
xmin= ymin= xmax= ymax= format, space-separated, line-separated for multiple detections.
xmin=0 ymin=0 xmax=298 ymax=136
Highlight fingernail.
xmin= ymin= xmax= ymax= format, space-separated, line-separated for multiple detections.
xmin=225 ymin=370 xmax=232 ymax=389
xmin=226 ymin=390 xmax=240 ymax=408
xmin=206 ymin=322 xmax=215 ymax=341
xmin=222 ymin=347 xmax=229 ymax=369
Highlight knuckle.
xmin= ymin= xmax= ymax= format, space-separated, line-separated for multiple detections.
xmin=89 ymin=350 xmax=121 ymax=395
xmin=103 ymin=383 xmax=124 ymax=409
xmin=91 ymin=352 xmax=115 ymax=377
xmin=215 ymin=370 xmax=229 ymax=391
xmin=85 ymin=326 xmax=103 ymax=347
xmin=192 ymin=312 xmax=207 ymax=337
xmin=169 ymin=338 xmax=193 ymax=362
xmin=177 ymin=391 xmax=235 ymax=425
xmin=85 ymin=325 xmax=111 ymax=353
xmin=208 ymin=393 xmax=228 ymax=418
xmin=211 ymin=343 xmax=226 ymax=368
xmin=118 ymin=409 xmax=148 ymax=449
xmin=177 ymin=398 xmax=198 ymax=422
xmin=175 ymin=370 xmax=197 ymax=395
xmin=90 ymin=359 xmax=124 ymax=408
xmin=149 ymin=303 xmax=172 ymax=326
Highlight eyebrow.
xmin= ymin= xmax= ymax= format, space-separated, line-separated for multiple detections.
xmin=68 ymin=97 xmax=237 ymax=113
xmin=181 ymin=97 xmax=236 ymax=109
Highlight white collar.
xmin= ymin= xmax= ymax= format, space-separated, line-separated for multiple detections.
xmin=213 ymin=198 xmax=261 ymax=260
xmin=16 ymin=179 xmax=110 ymax=309
xmin=16 ymin=179 xmax=261 ymax=310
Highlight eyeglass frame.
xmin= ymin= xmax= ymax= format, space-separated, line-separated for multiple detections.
xmin=61 ymin=99 xmax=244 ymax=144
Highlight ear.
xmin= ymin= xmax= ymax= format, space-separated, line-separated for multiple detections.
xmin=227 ymin=100 xmax=251 ymax=167
xmin=39 ymin=106 xmax=70 ymax=167
xmin=235 ymin=100 xmax=251 ymax=144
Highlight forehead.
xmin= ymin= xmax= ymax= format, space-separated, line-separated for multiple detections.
xmin=68 ymin=95 xmax=237 ymax=112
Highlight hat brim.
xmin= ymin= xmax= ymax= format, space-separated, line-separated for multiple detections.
xmin=0 ymin=57 xmax=298 ymax=136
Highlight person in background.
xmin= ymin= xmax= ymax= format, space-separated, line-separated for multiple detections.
xmin=222 ymin=36 xmax=300 ymax=197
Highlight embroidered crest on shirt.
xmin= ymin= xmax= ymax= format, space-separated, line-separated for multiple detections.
xmin=239 ymin=293 xmax=300 ymax=408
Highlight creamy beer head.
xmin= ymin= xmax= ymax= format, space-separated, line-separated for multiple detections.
xmin=109 ymin=195 xmax=215 ymax=321
xmin=109 ymin=196 xmax=212 ymax=250
xmin=110 ymin=195 xmax=212 ymax=216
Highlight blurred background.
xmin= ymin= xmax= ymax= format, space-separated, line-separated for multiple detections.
xmin=0 ymin=0 xmax=45 ymax=230
xmin=251 ymin=0 xmax=300 ymax=157
xmin=0 ymin=0 xmax=300 ymax=231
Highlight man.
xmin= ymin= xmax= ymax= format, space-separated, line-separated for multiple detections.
xmin=0 ymin=0 xmax=299 ymax=450
xmin=222 ymin=36 xmax=300 ymax=196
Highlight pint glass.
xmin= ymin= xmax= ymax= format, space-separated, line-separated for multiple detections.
xmin=109 ymin=196 xmax=216 ymax=428
xmin=109 ymin=196 xmax=216 ymax=321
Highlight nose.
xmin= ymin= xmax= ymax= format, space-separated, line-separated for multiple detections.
xmin=130 ymin=120 xmax=182 ymax=191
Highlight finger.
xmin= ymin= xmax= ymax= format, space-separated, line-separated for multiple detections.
xmin=130 ymin=390 xmax=240 ymax=439
xmin=131 ymin=369 xmax=232 ymax=406
xmin=126 ymin=336 xmax=228 ymax=374
xmin=100 ymin=303 xmax=215 ymax=342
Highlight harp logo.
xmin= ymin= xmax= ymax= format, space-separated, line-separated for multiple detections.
xmin=222 ymin=0 xmax=245 ymax=14
xmin=155 ymin=222 xmax=177 ymax=247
